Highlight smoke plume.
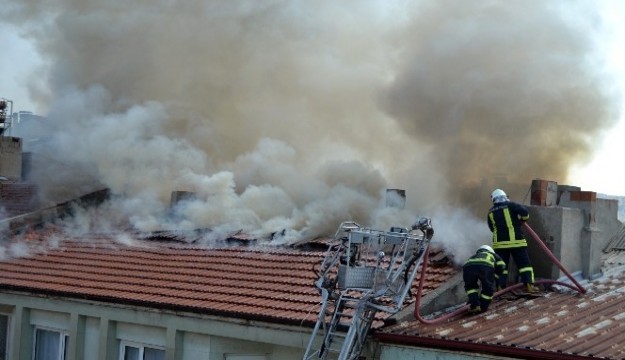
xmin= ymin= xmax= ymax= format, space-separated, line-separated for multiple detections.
xmin=382 ymin=1 xmax=621 ymax=212
xmin=1 ymin=0 xmax=620 ymax=261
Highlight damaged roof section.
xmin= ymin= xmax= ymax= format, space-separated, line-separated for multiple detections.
xmin=0 ymin=181 xmax=38 ymax=218
xmin=0 ymin=228 xmax=458 ymax=329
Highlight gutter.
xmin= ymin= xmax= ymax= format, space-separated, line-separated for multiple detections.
xmin=374 ymin=333 xmax=599 ymax=360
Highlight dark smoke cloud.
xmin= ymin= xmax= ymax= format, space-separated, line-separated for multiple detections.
xmin=381 ymin=0 xmax=621 ymax=212
xmin=1 ymin=0 xmax=621 ymax=261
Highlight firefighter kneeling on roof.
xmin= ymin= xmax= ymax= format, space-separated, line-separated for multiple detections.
xmin=463 ymin=245 xmax=506 ymax=314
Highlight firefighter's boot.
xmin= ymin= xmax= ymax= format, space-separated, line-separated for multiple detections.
xmin=526 ymin=283 xmax=540 ymax=293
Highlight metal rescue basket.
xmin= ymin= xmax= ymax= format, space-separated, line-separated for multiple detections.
xmin=303 ymin=219 xmax=433 ymax=360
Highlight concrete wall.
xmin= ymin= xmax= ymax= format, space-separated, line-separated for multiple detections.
xmin=393 ymin=272 xmax=466 ymax=322
xmin=0 ymin=292 xmax=309 ymax=360
xmin=527 ymin=206 xmax=584 ymax=279
xmin=527 ymin=186 xmax=622 ymax=280
xmin=595 ymin=198 xmax=623 ymax=248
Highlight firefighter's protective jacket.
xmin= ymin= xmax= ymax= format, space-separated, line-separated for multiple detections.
xmin=464 ymin=249 xmax=507 ymax=289
xmin=487 ymin=200 xmax=530 ymax=250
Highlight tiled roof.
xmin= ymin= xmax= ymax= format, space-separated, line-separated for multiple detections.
xmin=377 ymin=268 xmax=625 ymax=359
xmin=0 ymin=229 xmax=457 ymax=328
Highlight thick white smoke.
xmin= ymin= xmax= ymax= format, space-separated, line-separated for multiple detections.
xmin=1 ymin=1 xmax=621 ymax=262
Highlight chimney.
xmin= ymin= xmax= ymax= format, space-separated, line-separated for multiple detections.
xmin=21 ymin=151 xmax=32 ymax=182
xmin=556 ymin=184 xmax=582 ymax=205
xmin=170 ymin=191 xmax=197 ymax=207
xmin=528 ymin=180 xmax=610 ymax=281
xmin=559 ymin=189 xmax=600 ymax=278
xmin=385 ymin=189 xmax=406 ymax=209
xmin=0 ymin=136 xmax=22 ymax=181
xmin=530 ymin=179 xmax=558 ymax=206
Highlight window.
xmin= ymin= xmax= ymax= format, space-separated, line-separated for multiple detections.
xmin=33 ymin=327 xmax=68 ymax=360
xmin=0 ymin=314 xmax=9 ymax=360
xmin=120 ymin=342 xmax=165 ymax=360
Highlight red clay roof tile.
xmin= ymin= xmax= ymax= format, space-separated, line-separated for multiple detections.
xmin=0 ymin=232 xmax=456 ymax=329
xmin=378 ymin=272 xmax=625 ymax=359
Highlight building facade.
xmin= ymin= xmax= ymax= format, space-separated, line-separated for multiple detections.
xmin=0 ymin=291 xmax=308 ymax=360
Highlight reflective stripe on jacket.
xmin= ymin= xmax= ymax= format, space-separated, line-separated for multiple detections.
xmin=464 ymin=249 xmax=507 ymax=280
xmin=487 ymin=201 xmax=529 ymax=249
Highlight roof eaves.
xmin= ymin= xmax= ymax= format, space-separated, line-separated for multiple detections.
xmin=1 ymin=284 xmax=318 ymax=328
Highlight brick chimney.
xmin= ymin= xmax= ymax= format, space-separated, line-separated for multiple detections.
xmin=170 ymin=191 xmax=197 ymax=207
xmin=530 ymin=179 xmax=558 ymax=206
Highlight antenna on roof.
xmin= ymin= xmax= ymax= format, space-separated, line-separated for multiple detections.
xmin=0 ymin=97 xmax=14 ymax=136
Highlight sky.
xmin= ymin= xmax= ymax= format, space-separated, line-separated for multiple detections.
xmin=0 ymin=24 xmax=43 ymax=113
xmin=0 ymin=0 xmax=624 ymax=263
xmin=567 ymin=0 xmax=625 ymax=196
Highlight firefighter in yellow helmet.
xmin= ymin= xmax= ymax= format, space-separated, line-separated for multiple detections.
xmin=463 ymin=245 xmax=507 ymax=314
xmin=487 ymin=189 xmax=540 ymax=293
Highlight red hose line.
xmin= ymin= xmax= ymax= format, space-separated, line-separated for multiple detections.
xmin=413 ymin=246 xmax=469 ymax=324
xmin=521 ymin=222 xmax=586 ymax=294
xmin=413 ymin=223 xmax=586 ymax=324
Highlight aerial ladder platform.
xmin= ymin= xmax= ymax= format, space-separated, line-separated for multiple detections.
xmin=303 ymin=218 xmax=434 ymax=360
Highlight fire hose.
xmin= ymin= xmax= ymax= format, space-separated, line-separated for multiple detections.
xmin=413 ymin=222 xmax=586 ymax=324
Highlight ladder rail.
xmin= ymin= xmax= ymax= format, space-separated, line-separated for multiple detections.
xmin=304 ymin=291 xmax=362 ymax=360
xmin=368 ymin=245 xmax=427 ymax=313
xmin=338 ymin=299 xmax=377 ymax=360
xmin=303 ymin=219 xmax=433 ymax=360
xmin=303 ymin=288 xmax=331 ymax=360
xmin=320 ymin=293 xmax=348 ymax=357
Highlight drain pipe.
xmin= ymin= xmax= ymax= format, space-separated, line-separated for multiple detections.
xmin=414 ymin=224 xmax=586 ymax=324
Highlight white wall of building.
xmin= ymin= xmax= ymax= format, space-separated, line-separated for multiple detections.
xmin=0 ymin=292 xmax=307 ymax=360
